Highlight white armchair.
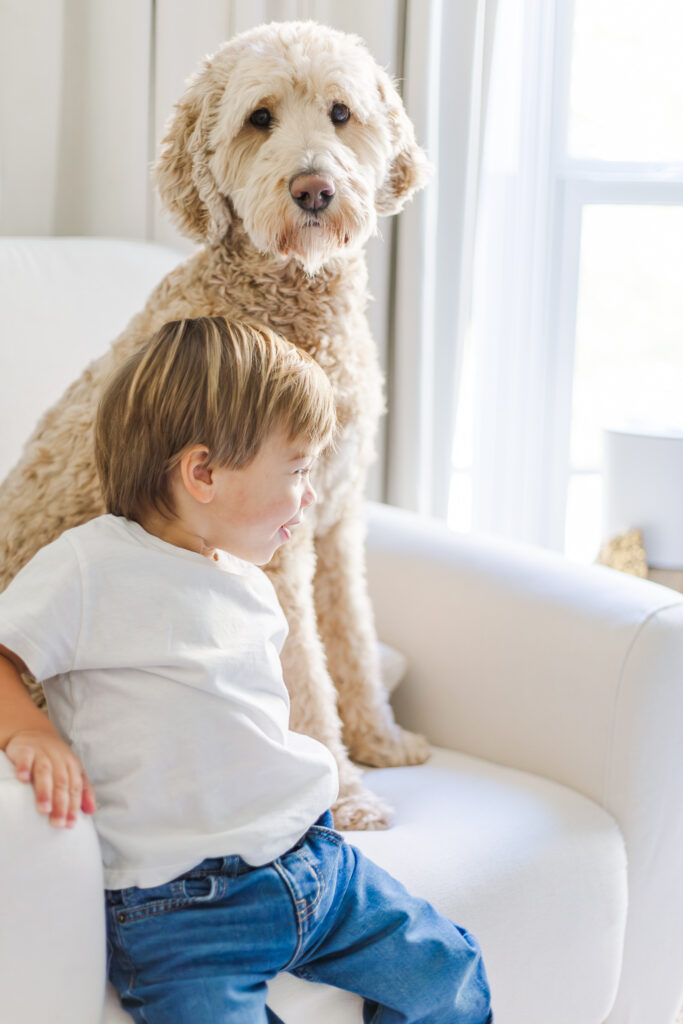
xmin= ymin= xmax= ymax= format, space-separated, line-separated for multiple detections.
xmin=1 ymin=238 xmax=682 ymax=1024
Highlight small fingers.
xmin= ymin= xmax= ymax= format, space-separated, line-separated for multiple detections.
xmin=65 ymin=760 xmax=86 ymax=827
xmin=8 ymin=735 xmax=94 ymax=828
xmin=32 ymin=755 xmax=80 ymax=828
xmin=11 ymin=744 xmax=36 ymax=784
xmin=50 ymin=761 xmax=82 ymax=828
xmin=53 ymin=758 xmax=95 ymax=827
xmin=32 ymin=754 xmax=54 ymax=817
xmin=81 ymin=773 xmax=97 ymax=816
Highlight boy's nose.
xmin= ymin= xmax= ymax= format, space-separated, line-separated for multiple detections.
xmin=302 ymin=482 xmax=317 ymax=507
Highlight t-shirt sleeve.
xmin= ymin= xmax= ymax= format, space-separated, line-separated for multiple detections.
xmin=0 ymin=534 xmax=82 ymax=682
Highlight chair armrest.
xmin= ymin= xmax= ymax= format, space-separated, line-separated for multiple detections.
xmin=365 ymin=502 xmax=683 ymax=809
xmin=0 ymin=752 xmax=106 ymax=1023
xmin=364 ymin=501 xmax=683 ymax=1023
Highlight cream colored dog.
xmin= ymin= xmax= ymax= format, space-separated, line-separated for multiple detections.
xmin=0 ymin=21 xmax=431 ymax=828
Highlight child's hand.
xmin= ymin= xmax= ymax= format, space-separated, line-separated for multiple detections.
xmin=5 ymin=729 xmax=97 ymax=828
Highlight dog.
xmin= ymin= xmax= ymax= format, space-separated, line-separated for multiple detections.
xmin=0 ymin=20 xmax=431 ymax=828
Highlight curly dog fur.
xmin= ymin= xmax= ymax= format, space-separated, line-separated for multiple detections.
xmin=0 ymin=21 xmax=431 ymax=828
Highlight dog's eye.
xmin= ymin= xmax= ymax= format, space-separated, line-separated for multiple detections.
xmin=330 ymin=103 xmax=350 ymax=125
xmin=249 ymin=108 xmax=272 ymax=129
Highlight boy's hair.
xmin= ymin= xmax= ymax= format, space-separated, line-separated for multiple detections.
xmin=95 ymin=316 xmax=336 ymax=523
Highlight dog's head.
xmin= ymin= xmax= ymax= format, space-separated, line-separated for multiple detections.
xmin=155 ymin=21 xmax=431 ymax=274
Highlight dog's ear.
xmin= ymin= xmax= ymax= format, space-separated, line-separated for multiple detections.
xmin=375 ymin=68 xmax=433 ymax=217
xmin=154 ymin=60 xmax=233 ymax=244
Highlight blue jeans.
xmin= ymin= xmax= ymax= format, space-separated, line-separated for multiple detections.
xmin=106 ymin=812 xmax=492 ymax=1023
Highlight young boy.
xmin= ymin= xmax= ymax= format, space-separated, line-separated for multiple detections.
xmin=0 ymin=316 xmax=492 ymax=1024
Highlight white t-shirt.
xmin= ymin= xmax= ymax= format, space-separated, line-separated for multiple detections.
xmin=0 ymin=515 xmax=338 ymax=889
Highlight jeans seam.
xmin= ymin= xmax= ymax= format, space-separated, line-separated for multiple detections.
xmin=297 ymin=851 xmax=323 ymax=921
xmin=272 ymin=859 xmax=304 ymax=971
xmin=114 ymin=896 xmax=194 ymax=923
xmin=107 ymin=907 xmax=140 ymax=1009
xmin=307 ymin=825 xmax=343 ymax=846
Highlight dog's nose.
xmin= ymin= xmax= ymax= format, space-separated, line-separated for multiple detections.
xmin=289 ymin=174 xmax=335 ymax=212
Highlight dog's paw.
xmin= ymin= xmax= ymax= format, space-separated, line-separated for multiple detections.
xmin=349 ymin=724 xmax=431 ymax=769
xmin=332 ymin=785 xmax=393 ymax=831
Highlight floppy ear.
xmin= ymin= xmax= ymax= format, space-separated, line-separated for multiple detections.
xmin=154 ymin=58 xmax=233 ymax=244
xmin=375 ymin=68 xmax=433 ymax=217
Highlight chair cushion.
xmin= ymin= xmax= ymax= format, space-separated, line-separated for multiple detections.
xmin=101 ymin=747 xmax=627 ymax=1024
xmin=0 ymin=236 xmax=182 ymax=480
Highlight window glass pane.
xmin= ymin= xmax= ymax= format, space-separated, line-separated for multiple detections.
xmin=570 ymin=204 xmax=683 ymax=472
xmin=447 ymin=472 xmax=473 ymax=534
xmin=565 ymin=472 xmax=603 ymax=563
xmin=569 ymin=0 xmax=683 ymax=161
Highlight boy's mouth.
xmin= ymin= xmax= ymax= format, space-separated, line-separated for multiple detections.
xmin=279 ymin=518 xmax=302 ymax=542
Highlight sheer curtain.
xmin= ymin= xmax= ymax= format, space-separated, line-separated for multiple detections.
xmin=385 ymin=0 xmax=498 ymax=518
xmin=0 ymin=0 xmax=154 ymax=238
xmin=463 ymin=0 xmax=568 ymax=548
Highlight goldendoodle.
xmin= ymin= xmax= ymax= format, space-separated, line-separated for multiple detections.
xmin=0 ymin=20 xmax=431 ymax=828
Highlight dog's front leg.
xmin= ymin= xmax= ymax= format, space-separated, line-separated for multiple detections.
xmin=313 ymin=508 xmax=430 ymax=769
xmin=266 ymin=525 xmax=393 ymax=830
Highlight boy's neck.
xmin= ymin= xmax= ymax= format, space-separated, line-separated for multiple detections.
xmin=136 ymin=509 xmax=219 ymax=562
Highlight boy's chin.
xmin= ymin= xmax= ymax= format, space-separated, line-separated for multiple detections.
xmin=226 ymin=530 xmax=289 ymax=566
xmin=257 ymin=534 xmax=291 ymax=566
xmin=247 ymin=543 xmax=280 ymax=567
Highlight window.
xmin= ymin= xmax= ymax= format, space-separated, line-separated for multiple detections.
xmin=449 ymin=0 xmax=683 ymax=561
xmin=561 ymin=0 xmax=683 ymax=559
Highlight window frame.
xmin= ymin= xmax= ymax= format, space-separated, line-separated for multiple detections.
xmin=544 ymin=0 xmax=683 ymax=552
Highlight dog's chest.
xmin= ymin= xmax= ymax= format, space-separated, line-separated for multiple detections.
xmin=200 ymin=249 xmax=384 ymax=431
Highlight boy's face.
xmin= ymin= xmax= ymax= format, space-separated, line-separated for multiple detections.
xmin=186 ymin=428 xmax=319 ymax=565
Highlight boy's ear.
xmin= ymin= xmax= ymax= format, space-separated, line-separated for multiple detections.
xmin=179 ymin=447 xmax=214 ymax=503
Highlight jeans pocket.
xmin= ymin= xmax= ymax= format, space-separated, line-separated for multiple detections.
xmin=110 ymin=881 xmax=191 ymax=925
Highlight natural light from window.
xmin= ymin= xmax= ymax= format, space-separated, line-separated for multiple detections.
xmin=449 ymin=0 xmax=683 ymax=562
xmin=564 ymin=0 xmax=683 ymax=560
xmin=566 ymin=205 xmax=683 ymax=559
xmin=569 ymin=0 xmax=683 ymax=162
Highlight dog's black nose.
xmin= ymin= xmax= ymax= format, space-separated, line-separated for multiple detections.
xmin=290 ymin=174 xmax=335 ymax=212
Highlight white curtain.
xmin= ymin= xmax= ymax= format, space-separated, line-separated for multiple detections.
xmin=0 ymin=0 xmax=155 ymax=238
xmin=467 ymin=0 xmax=566 ymax=548
xmin=386 ymin=0 xmax=497 ymax=517
xmin=0 ymin=0 xmax=495 ymax=514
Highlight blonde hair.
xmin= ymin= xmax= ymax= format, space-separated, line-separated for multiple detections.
xmin=95 ymin=316 xmax=336 ymax=523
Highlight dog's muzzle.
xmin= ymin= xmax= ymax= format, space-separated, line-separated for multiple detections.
xmin=290 ymin=173 xmax=335 ymax=213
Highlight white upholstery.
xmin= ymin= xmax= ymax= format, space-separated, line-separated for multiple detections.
xmin=0 ymin=237 xmax=181 ymax=482
xmin=0 ymin=238 xmax=682 ymax=1024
